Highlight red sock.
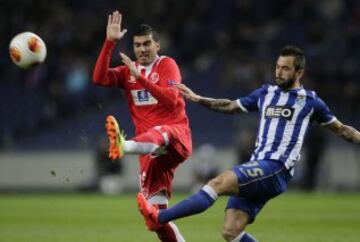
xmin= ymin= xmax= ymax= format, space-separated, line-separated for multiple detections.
xmin=156 ymin=223 xmax=179 ymax=242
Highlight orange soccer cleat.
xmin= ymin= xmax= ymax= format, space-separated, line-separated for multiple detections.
xmin=105 ymin=115 xmax=125 ymax=161
xmin=137 ymin=192 xmax=162 ymax=231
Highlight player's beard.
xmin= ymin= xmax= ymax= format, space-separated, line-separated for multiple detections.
xmin=275 ymin=76 xmax=296 ymax=90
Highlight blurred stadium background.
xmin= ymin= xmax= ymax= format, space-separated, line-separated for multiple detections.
xmin=0 ymin=0 xmax=359 ymax=241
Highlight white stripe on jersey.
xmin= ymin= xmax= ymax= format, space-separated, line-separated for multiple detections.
xmin=251 ymin=85 xmax=278 ymax=160
xmin=284 ymin=107 xmax=313 ymax=169
xmin=256 ymin=92 xmax=290 ymax=159
xmin=269 ymin=89 xmax=309 ymax=166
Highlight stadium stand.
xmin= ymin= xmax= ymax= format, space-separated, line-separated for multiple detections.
xmin=1 ymin=0 xmax=359 ymax=150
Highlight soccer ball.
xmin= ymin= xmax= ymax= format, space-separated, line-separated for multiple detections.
xmin=9 ymin=32 xmax=47 ymax=69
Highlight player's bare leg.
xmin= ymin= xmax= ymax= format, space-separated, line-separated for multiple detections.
xmin=222 ymin=209 xmax=256 ymax=242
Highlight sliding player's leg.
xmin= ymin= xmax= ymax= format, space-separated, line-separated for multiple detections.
xmin=137 ymin=170 xmax=239 ymax=230
xmin=222 ymin=159 xmax=293 ymax=242
xmin=222 ymin=201 xmax=260 ymax=242
xmin=138 ymin=159 xmax=292 ymax=241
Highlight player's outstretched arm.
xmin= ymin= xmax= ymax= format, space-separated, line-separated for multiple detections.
xmin=176 ymin=84 xmax=242 ymax=114
xmin=325 ymin=119 xmax=360 ymax=144
xmin=92 ymin=11 xmax=128 ymax=86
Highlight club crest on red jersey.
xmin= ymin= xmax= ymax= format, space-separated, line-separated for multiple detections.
xmin=150 ymin=72 xmax=159 ymax=83
xmin=127 ymin=75 xmax=136 ymax=83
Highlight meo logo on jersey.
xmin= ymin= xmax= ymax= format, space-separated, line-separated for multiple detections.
xmin=131 ymin=89 xmax=158 ymax=106
xmin=265 ymin=106 xmax=294 ymax=120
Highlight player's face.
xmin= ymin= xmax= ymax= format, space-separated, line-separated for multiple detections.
xmin=133 ymin=34 xmax=160 ymax=66
xmin=275 ymin=56 xmax=302 ymax=89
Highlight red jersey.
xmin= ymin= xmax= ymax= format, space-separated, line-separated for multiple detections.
xmin=93 ymin=40 xmax=192 ymax=198
xmin=93 ymin=40 xmax=190 ymax=135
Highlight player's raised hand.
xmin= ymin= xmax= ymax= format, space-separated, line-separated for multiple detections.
xmin=120 ymin=52 xmax=140 ymax=78
xmin=176 ymin=84 xmax=201 ymax=102
xmin=107 ymin=11 xmax=128 ymax=42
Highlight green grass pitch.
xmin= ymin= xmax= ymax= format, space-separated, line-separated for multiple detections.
xmin=0 ymin=192 xmax=359 ymax=242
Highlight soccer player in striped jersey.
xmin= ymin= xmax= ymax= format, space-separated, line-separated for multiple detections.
xmin=137 ymin=46 xmax=360 ymax=242
xmin=93 ymin=11 xmax=192 ymax=242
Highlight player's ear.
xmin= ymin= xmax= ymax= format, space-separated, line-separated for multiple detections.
xmin=156 ymin=42 xmax=160 ymax=52
xmin=296 ymin=69 xmax=305 ymax=80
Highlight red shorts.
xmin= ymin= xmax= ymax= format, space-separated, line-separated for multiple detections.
xmin=133 ymin=124 xmax=192 ymax=198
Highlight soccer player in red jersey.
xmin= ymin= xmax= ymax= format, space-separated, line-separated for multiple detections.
xmin=93 ymin=11 xmax=192 ymax=242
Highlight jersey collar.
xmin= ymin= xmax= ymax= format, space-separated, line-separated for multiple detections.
xmin=279 ymin=85 xmax=304 ymax=93
xmin=137 ymin=55 xmax=160 ymax=77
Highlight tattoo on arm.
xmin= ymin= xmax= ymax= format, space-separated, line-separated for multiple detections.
xmin=338 ymin=125 xmax=360 ymax=144
xmin=197 ymin=96 xmax=241 ymax=114
xmin=325 ymin=120 xmax=360 ymax=144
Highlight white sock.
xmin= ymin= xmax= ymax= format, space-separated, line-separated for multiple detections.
xmin=124 ymin=140 xmax=159 ymax=154
xmin=202 ymin=185 xmax=219 ymax=200
xmin=147 ymin=194 xmax=168 ymax=205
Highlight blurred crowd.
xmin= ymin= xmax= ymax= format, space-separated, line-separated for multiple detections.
xmin=0 ymin=0 xmax=359 ymax=150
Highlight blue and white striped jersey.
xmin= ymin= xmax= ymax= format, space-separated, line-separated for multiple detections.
xmin=236 ymin=84 xmax=336 ymax=169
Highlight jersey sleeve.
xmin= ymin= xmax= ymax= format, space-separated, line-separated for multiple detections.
xmin=157 ymin=57 xmax=182 ymax=100
xmin=236 ymin=85 xmax=267 ymax=112
xmin=92 ymin=39 xmax=126 ymax=88
xmin=312 ymin=96 xmax=337 ymax=126
xmin=158 ymin=57 xmax=182 ymax=87
xmin=136 ymin=57 xmax=180 ymax=110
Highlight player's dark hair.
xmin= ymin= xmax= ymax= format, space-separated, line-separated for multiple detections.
xmin=133 ymin=24 xmax=160 ymax=42
xmin=280 ymin=45 xmax=306 ymax=70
